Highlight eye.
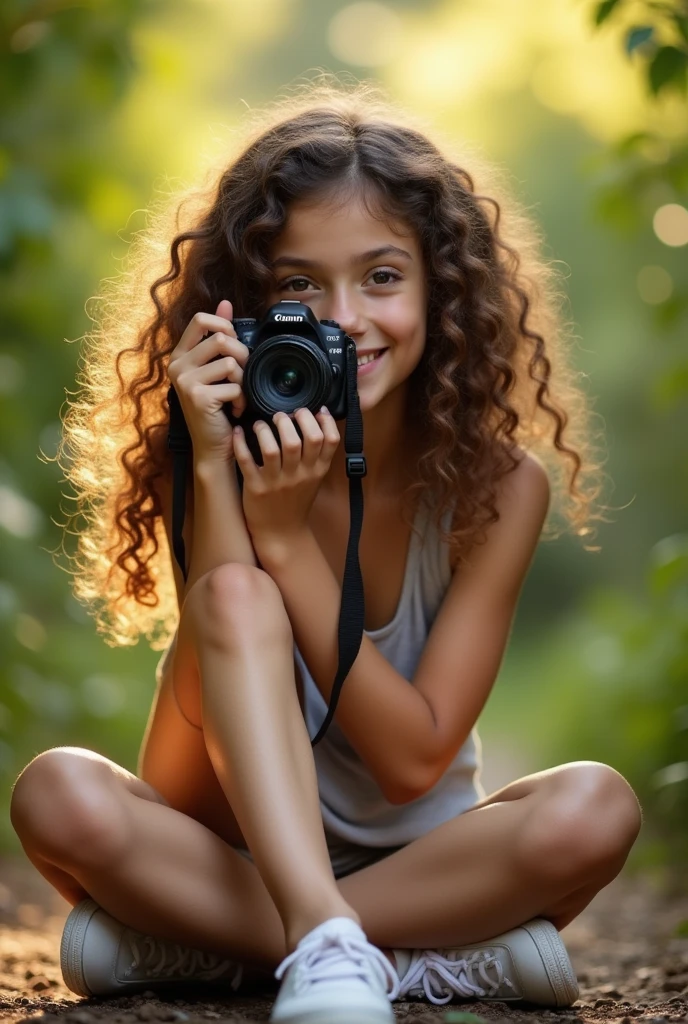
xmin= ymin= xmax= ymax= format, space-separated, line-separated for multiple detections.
xmin=279 ymin=276 xmax=313 ymax=292
xmin=368 ymin=269 xmax=402 ymax=286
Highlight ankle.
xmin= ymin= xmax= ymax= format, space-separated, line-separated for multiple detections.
xmin=285 ymin=905 xmax=362 ymax=953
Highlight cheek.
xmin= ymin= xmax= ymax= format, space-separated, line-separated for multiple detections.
xmin=381 ymin=294 xmax=425 ymax=344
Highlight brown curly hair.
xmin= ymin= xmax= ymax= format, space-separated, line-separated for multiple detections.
xmin=55 ymin=78 xmax=606 ymax=651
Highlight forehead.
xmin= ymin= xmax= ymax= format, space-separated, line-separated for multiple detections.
xmin=270 ymin=193 xmax=419 ymax=260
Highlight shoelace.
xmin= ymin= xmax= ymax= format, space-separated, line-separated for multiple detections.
xmin=396 ymin=948 xmax=516 ymax=1005
xmin=125 ymin=933 xmax=243 ymax=991
xmin=275 ymin=926 xmax=400 ymax=1001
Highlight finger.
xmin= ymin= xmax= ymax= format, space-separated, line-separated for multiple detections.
xmin=187 ymin=331 xmax=246 ymax=369
xmin=192 ymin=353 xmax=244 ymax=387
xmin=316 ymin=407 xmax=341 ymax=463
xmin=175 ymin=311 xmax=237 ymax=358
xmin=293 ymin=407 xmax=325 ymax=469
xmin=272 ymin=412 xmax=302 ymax=474
xmin=252 ymin=420 xmax=282 ymax=480
xmin=216 ymin=299 xmax=233 ymax=321
xmin=231 ymin=425 xmax=260 ymax=485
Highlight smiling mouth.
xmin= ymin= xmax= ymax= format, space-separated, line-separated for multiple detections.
xmin=356 ymin=348 xmax=388 ymax=368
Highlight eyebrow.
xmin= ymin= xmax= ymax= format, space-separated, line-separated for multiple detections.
xmin=270 ymin=245 xmax=413 ymax=271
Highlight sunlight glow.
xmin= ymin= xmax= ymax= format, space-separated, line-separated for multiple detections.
xmin=327 ymin=3 xmax=402 ymax=67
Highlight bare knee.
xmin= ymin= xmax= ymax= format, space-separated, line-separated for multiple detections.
xmin=185 ymin=563 xmax=292 ymax=647
xmin=517 ymin=761 xmax=643 ymax=882
xmin=10 ymin=748 xmax=135 ymax=869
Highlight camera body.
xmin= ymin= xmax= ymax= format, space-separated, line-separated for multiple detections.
xmin=232 ymin=300 xmax=351 ymax=419
xmin=226 ymin=300 xmax=355 ymax=462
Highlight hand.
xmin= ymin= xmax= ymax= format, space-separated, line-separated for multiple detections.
xmin=232 ymin=405 xmax=340 ymax=554
xmin=166 ymin=299 xmax=249 ymax=464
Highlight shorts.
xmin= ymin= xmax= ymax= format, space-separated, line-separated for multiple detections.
xmin=232 ymin=829 xmax=406 ymax=880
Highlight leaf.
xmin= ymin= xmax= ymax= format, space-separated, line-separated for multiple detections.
xmin=676 ymin=919 xmax=688 ymax=938
xmin=614 ymin=130 xmax=652 ymax=155
xmin=649 ymin=534 xmax=688 ymax=596
xmin=626 ymin=26 xmax=654 ymax=54
xmin=674 ymin=15 xmax=688 ymax=45
xmin=595 ymin=0 xmax=623 ymax=26
xmin=649 ymin=46 xmax=688 ymax=95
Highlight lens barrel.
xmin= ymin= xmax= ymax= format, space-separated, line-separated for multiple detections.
xmin=243 ymin=334 xmax=333 ymax=416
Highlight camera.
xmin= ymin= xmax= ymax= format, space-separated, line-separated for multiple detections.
xmin=224 ymin=300 xmax=355 ymax=464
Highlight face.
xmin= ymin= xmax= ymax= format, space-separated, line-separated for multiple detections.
xmin=265 ymin=192 xmax=427 ymax=414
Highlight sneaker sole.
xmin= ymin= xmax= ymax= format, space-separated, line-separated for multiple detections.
xmin=520 ymin=918 xmax=579 ymax=1007
xmin=60 ymin=898 xmax=101 ymax=997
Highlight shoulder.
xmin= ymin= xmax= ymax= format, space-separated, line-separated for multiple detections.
xmin=451 ymin=447 xmax=549 ymax=534
xmin=448 ymin=448 xmax=550 ymax=579
xmin=496 ymin=449 xmax=550 ymax=522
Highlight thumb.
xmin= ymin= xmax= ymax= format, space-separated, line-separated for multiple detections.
xmin=215 ymin=299 xmax=233 ymax=321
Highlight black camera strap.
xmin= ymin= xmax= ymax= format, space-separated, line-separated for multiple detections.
xmin=166 ymin=338 xmax=366 ymax=747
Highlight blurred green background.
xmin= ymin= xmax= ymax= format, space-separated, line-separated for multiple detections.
xmin=1 ymin=0 xmax=686 ymax=886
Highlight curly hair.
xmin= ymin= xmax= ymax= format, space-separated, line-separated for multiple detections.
xmin=55 ymin=78 xmax=606 ymax=650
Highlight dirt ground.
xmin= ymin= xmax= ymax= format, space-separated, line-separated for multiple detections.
xmin=0 ymin=856 xmax=686 ymax=1024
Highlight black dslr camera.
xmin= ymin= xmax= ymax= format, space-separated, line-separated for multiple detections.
xmin=227 ymin=300 xmax=355 ymax=464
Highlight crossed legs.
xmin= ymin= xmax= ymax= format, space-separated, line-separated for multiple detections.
xmin=10 ymin=564 xmax=643 ymax=973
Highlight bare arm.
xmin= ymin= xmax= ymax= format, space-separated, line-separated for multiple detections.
xmin=257 ymin=452 xmax=550 ymax=804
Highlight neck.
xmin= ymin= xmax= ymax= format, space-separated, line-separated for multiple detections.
xmin=323 ymin=384 xmax=416 ymax=500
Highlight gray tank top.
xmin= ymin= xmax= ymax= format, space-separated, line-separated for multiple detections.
xmin=294 ymin=498 xmax=486 ymax=847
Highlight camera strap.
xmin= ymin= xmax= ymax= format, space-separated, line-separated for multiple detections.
xmin=166 ymin=337 xmax=366 ymax=747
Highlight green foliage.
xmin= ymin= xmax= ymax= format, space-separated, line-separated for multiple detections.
xmin=543 ymin=0 xmax=688 ymax=877
xmin=593 ymin=0 xmax=688 ymax=96
xmin=528 ymin=536 xmax=688 ymax=873
xmin=595 ymin=0 xmax=624 ymax=26
xmin=0 ymin=0 xmax=162 ymax=847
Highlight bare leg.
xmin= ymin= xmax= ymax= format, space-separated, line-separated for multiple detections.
xmin=12 ymin=564 xmax=358 ymax=960
xmin=185 ymin=564 xmax=358 ymax=952
xmin=12 ymin=752 xmax=641 ymax=977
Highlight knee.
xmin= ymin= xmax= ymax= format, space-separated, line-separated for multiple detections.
xmin=518 ymin=761 xmax=643 ymax=882
xmin=10 ymin=748 xmax=133 ymax=868
xmin=184 ymin=563 xmax=292 ymax=646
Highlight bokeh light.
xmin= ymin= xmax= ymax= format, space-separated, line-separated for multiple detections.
xmin=637 ymin=265 xmax=674 ymax=305
xmin=0 ymin=485 xmax=43 ymax=539
xmin=0 ymin=354 xmax=24 ymax=396
xmin=327 ymin=3 xmax=402 ymax=67
xmin=14 ymin=613 xmax=47 ymax=653
xmin=653 ymin=203 xmax=688 ymax=247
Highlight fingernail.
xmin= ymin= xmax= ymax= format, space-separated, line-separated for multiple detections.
xmin=320 ymin=405 xmax=330 ymax=415
xmin=234 ymin=425 xmax=242 ymax=434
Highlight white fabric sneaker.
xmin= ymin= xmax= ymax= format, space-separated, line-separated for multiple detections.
xmin=270 ymin=916 xmax=398 ymax=1024
xmin=392 ymin=917 xmax=579 ymax=1007
xmin=61 ymin=899 xmax=248 ymax=997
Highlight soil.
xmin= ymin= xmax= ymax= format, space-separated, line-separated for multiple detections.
xmin=0 ymin=856 xmax=686 ymax=1024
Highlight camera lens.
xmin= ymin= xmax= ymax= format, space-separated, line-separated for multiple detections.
xmin=273 ymin=363 xmax=304 ymax=396
xmin=244 ymin=336 xmax=332 ymax=416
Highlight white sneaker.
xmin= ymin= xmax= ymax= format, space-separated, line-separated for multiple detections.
xmin=61 ymin=899 xmax=247 ymax=997
xmin=392 ymin=917 xmax=579 ymax=1007
xmin=270 ymin=917 xmax=398 ymax=1024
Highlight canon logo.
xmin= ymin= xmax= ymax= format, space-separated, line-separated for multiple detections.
xmin=275 ymin=314 xmax=303 ymax=322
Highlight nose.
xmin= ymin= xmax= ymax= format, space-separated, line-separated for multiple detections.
xmin=326 ymin=286 xmax=365 ymax=338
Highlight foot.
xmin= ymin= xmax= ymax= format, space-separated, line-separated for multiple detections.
xmin=391 ymin=917 xmax=580 ymax=1007
xmin=60 ymin=899 xmax=266 ymax=997
xmin=270 ymin=916 xmax=398 ymax=1023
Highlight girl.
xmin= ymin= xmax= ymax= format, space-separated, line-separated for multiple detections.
xmin=10 ymin=83 xmax=643 ymax=1024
